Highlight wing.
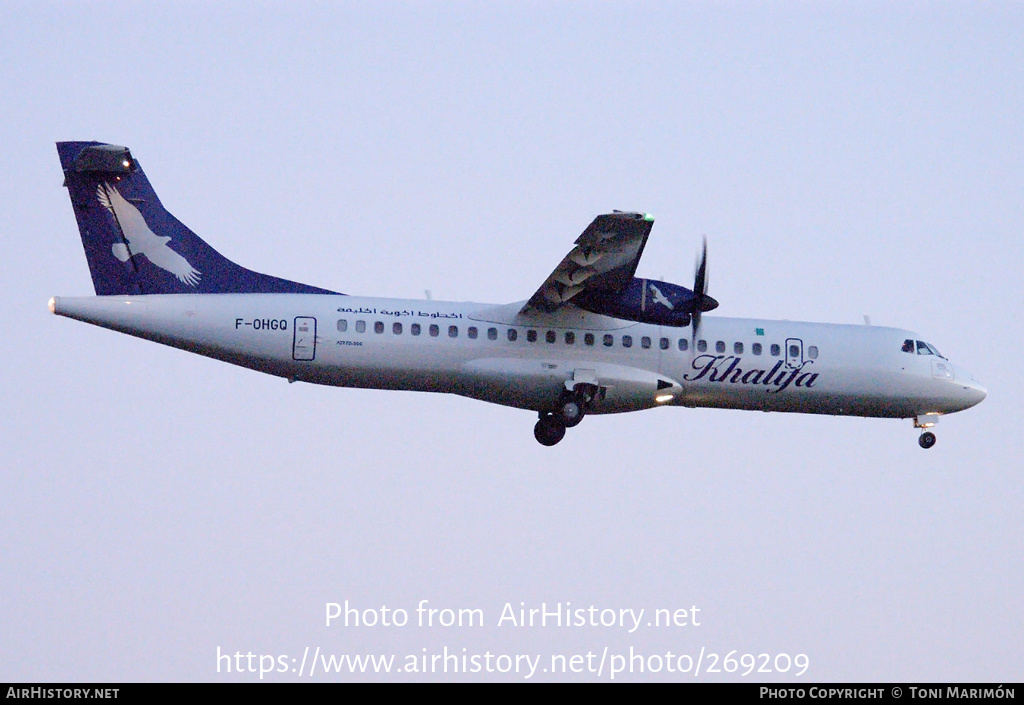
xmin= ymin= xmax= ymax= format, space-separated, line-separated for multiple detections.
xmin=521 ymin=212 xmax=654 ymax=314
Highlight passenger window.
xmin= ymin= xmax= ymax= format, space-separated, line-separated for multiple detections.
xmin=678 ymin=339 xmax=688 ymax=351
xmin=392 ymin=322 xmax=402 ymax=335
xmin=716 ymin=341 xmax=726 ymax=353
xmin=771 ymin=344 xmax=780 ymax=356
xmin=507 ymin=328 xmax=518 ymax=342
xmin=565 ymin=332 xmax=575 ymax=345
xmin=808 ymin=345 xmax=818 ymax=359
xmin=603 ymin=334 xmax=614 ymax=347
xmin=734 ymin=342 xmax=743 ymax=354
xmin=448 ymin=325 xmax=458 ymax=338
xmin=752 ymin=343 xmax=762 ymax=355
xmin=374 ymin=321 xmax=384 ymax=334
xmin=468 ymin=326 xmax=478 ymax=339
xmin=487 ymin=327 xmax=497 ymax=340
xmin=337 ymin=319 xmax=348 ymax=332
xmin=429 ymin=324 xmax=439 ymax=337
xmin=526 ymin=329 xmax=537 ymax=342
xmin=584 ymin=333 xmax=595 ymax=346
xmin=789 ymin=344 xmax=799 ymax=358
xmin=622 ymin=335 xmax=633 ymax=348
xmin=641 ymin=336 xmax=652 ymax=349
xmin=902 ymin=339 xmax=915 ymax=353
xmin=355 ymin=320 xmax=366 ymax=333
xmin=697 ymin=340 xmax=707 ymax=352
xmin=660 ymin=337 xmax=669 ymax=350
xmin=411 ymin=323 xmax=421 ymax=336
xmin=546 ymin=330 xmax=556 ymax=344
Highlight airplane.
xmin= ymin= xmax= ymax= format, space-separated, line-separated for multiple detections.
xmin=50 ymin=141 xmax=986 ymax=449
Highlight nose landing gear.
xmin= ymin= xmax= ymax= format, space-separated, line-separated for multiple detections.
xmin=914 ymin=414 xmax=940 ymax=449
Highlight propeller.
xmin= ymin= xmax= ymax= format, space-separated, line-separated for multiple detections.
xmin=691 ymin=237 xmax=719 ymax=346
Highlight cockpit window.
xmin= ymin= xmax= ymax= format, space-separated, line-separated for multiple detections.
xmin=916 ymin=340 xmax=946 ymax=359
xmin=902 ymin=339 xmax=914 ymax=353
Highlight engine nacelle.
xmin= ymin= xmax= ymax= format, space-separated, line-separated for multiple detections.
xmin=573 ymin=277 xmax=709 ymax=327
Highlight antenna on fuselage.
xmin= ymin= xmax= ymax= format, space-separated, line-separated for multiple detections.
xmin=863 ymin=315 xmax=871 ymax=326
xmin=425 ymin=290 xmax=433 ymax=300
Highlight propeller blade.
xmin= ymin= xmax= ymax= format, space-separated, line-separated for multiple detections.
xmin=695 ymin=237 xmax=708 ymax=298
xmin=692 ymin=238 xmax=709 ymax=345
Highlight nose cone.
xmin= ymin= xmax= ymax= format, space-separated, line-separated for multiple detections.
xmin=954 ymin=366 xmax=987 ymax=410
xmin=699 ymin=294 xmax=719 ymax=312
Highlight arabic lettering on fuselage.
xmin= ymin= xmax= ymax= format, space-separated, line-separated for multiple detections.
xmin=417 ymin=311 xmax=463 ymax=319
xmin=683 ymin=354 xmax=818 ymax=394
xmin=336 ymin=306 xmax=463 ymax=319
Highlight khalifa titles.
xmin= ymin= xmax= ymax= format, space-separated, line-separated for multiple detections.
xmin=682 ymin=353 xmax=819 ymax=393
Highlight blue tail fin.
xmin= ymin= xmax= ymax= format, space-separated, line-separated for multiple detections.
xmin=57 ymin=141 xmax=340 ymax=296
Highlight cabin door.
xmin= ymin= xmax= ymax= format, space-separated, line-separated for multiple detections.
xmin=293 ymin=316 xmax=317 ymax=361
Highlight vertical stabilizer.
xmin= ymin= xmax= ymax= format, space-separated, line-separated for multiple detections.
xmin=57 ymin=141 xmax=341 ymax=296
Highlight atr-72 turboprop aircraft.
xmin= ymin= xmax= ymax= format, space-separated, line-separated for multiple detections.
xmin=51 ymin=141 xmax=985 ymax=448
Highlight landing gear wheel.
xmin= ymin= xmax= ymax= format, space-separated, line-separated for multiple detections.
xmin=534 ymin=415 xmax=566 ymax=446
xmin=918 ymin=431 xmax=937 ymax=449
xmin=559 ymin=399 xmax=585 ymax=428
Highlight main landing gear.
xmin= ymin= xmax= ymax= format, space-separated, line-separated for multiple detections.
xmin=534 ymin=413 xmax=566 ymax=446
xmin=533 ymin=384 xmax=598 ymax=446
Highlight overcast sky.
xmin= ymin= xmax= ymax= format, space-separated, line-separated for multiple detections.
xmin=2 ymin=1 xmax=1021 ymax=682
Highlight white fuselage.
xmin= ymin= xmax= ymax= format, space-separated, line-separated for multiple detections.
xmin=49 ymin=294 xmax=987 ymax=421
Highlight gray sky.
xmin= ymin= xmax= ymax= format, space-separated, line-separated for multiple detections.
xmin=2 ymin=1 xmax=1021 ymax=682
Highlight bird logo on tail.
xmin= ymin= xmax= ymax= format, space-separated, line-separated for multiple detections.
xmin=96 ymin=182 xmax=201 ymax=287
